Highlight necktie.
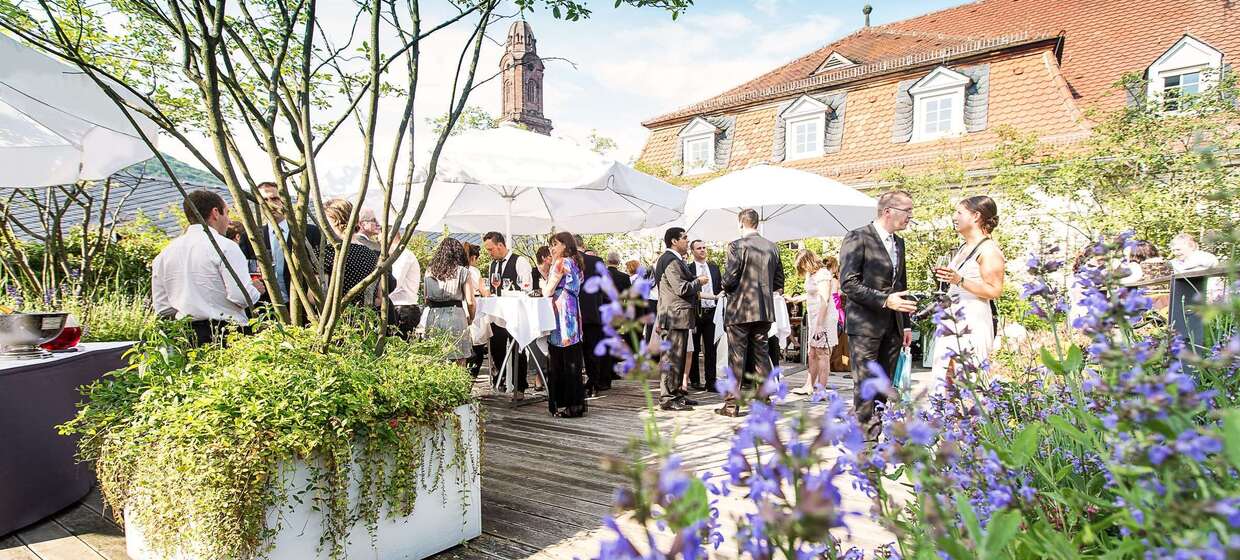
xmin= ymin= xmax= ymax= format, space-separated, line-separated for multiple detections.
xmin=271 ymin=226 xmax=288 ymax=298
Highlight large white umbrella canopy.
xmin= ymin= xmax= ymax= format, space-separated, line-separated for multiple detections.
xmin=414 ymin=125 xmax=685 ymax=238
xmin=0 ymin=33 xmax=158 ymax=188
xmin=682 ymin=164 xmax=877 ymax=242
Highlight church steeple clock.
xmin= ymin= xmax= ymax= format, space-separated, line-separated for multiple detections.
xmin=498 ymin=21 xmax=553 ymax=135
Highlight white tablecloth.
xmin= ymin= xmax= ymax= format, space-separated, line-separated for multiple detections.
xmin=712 ymin=294 xmax=791 ymax=371
xmin=0 ymin=341 xmax=133 ymax=370
xmin=472 ymin=296 xmax=556 ymax=350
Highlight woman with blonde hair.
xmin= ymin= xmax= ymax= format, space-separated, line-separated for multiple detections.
xmin=790 ymin=248 xmax=838 ymax=394
xmin=322 ymin=198 xmax=389 ymax=309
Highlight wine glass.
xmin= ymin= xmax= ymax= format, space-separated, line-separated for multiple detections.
xmin=503 ymin=278 xmax=514 ymax=294
xmin=520 ymin=277 xmax=532 ymax=294
xmin=933 ymin=254 xmax=951 ymax=293
xmin=490 ymin=272 xmax=501 ymax=294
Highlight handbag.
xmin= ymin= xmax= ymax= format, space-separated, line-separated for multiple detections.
xmin=893 ymin=348 xmax=912 ymax=396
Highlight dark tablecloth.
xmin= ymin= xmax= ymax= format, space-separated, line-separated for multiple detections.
xmin=0 ymin=342 xmax=132 ymax=536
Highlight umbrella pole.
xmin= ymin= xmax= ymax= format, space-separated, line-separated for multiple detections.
xmin=505 ymin=195 xmax=513 ymax=243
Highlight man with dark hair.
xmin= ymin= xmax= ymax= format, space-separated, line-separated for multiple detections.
xmin=574 ymin=234 xmax=611 ymax=394
xmin=654 ymin=227 xmax=710 ymax=411
xmin=718 ymin=208 xmax=784 ymax=417
xmin=482 ymin=230 xmax=534 ymax=396
xmin=238 ymin=181 xmax=323 ymax=310
xmin=839 ymin=190 xmax=917 ymax=442
xmin=153 ymin=190 xmax=265 ymax=346
xmin=687 ymin=240 xmax=721 ymax=392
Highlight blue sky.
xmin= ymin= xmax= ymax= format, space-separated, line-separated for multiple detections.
xmin=490 ymin=0 xmax=972 ymax=159
xmin=164 ymin=0 xmax=974 ymax=193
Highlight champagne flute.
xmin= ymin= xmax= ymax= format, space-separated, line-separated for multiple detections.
xmin=933 ymin=254 xmax=951 ymax=292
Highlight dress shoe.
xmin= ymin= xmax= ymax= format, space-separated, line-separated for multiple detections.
xmin=681 ymin=397 xmax=700 ymax=406
xmin=714 ymin=405 xmax=744 ymax=417
xmin=661 ymin=400 xmax=694 ymax=411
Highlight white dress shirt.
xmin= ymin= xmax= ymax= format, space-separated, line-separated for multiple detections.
xmin=389 ymin=250 xmax=422 ymax=306
xmin=694 ymin=259 xmax=715 ymax=308
xmin=152 ymin=224 xmax=261 ymax=324
xmin=1171 ymin=250 xmax=1220 ymax=274
xmin=872 ymin=222 xmax=897 ymax=266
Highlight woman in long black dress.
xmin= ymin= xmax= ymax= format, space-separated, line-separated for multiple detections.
xmin=543 ymin=232 xmax=587 ymax=418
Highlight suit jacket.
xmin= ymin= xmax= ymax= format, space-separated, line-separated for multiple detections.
xmin=721 ymin=232 xmax=784 ymax=325
xmin=579 ymin=253 xmax=607 ymax=325
xmin=655 ymin=250 xmax=700 ymax=331
xmin=239 ymin=222 xmax=323 ymax=303
xmin=607 ymin=266 xmax=632 ymax=295
xmin=839 ymin=223 xmax=909 ymax=337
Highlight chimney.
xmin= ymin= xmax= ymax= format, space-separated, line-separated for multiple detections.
xmin=863 ymin=4 xmax=872 ymax=27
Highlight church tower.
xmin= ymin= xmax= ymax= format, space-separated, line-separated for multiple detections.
xmin=498 ymin=21 xmax=553 ymax=135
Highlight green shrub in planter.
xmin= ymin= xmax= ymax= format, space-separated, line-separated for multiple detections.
xmin=60 ymin=321 xmax=476 ymax=560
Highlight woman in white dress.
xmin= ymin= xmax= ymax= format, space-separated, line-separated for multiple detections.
xmin=790 ymin=250 xmax=838 ymax=395
xmin=930 ymin=196 xmax=1005 ymax=394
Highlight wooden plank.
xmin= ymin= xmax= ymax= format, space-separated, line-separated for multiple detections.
xmin=15 ymin=519 xmax=105 ymax=560
xmin=52 ymin=503 xmax=129 ymax=560
xmin=0 ymin=535 xmax=41 ymax=560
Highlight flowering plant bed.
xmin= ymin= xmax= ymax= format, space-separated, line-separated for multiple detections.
xmin=60 ymin=320 xmax=479 ymax=560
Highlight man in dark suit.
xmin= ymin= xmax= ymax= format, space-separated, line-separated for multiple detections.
xmin=718 ymin=209 xmax=784 ymax=417
xmin=602 ymin=251 xmax=632 ymax=385
xmin=483 ymin=231 xmax=533 ymax=396
xmin=655 ymin=227 xmax=709 ymax=411
xmin=839 ymin=190 xmax=918 ymax=442
xmin=239 ymin=182 xmax=323 ymax=315
xmin=686 ymin=240 xmax=722 ymax=392
xmin=575 ymin=235 xmax=610 ymax=394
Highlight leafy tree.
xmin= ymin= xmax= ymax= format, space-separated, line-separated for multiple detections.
xmin=587 ymin=129 xmax=618 ymax=155
xmin=0 ymin=0 xmax=693 ymax=341
xmin=428 ymin=105 xmax=497 ymax=137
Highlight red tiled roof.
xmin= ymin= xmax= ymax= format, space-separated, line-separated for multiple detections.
xmin=643 ymin=0 xmax=1240 ymax=127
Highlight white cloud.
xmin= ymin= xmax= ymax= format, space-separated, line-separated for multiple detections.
xmin=751 ymin=0 xmax=782 ymax=17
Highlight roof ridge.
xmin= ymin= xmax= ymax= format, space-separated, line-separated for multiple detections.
xmin=864 ymin=27 xmax=999 ymax=42
xmin=643 ymin=31 xmax=1056 ymax=126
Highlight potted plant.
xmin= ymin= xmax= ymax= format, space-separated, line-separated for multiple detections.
xmin=61 ymin=319 xmax=480 ymax=560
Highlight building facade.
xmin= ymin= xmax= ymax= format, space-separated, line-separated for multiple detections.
xmin=637 ymin=0 xmax=1239 ymax=188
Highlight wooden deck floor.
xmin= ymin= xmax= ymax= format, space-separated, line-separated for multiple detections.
xmin=2 ymin=366 xmax=899 ymax=560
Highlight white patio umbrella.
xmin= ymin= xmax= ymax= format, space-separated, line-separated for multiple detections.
xmin=413 ymin=125 xmax=685 ymax=238
xmin=682 ymin=164 xmax=877 ymax=242
xmin=0 ymin=33 xmax=158 ymax=188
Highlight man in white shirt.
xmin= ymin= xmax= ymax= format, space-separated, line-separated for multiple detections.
xmin=482 ymin=231 xmax=534 ymax=394
xmin=152 ymin=190 xmax=265 ymax=346
xmin=687 ymin=240 xmax=722 ymax=392
xmin=388 ymin=228 xmax=422 ymax=338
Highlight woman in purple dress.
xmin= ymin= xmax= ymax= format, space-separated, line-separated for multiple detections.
xmin=543 ymin=232 xmax=587 ymax=418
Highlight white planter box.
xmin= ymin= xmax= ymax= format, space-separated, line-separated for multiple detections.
xmin=126 ymin=403 xmax=481 ymax=560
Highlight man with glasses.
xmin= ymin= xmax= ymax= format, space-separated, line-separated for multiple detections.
xmin=839 ymin=190 xmax=918 ymax=443
xmin=355 ymin=208 xmax=382 ymax=251
xmin=239 ymin=181 xmax=323 ymax=310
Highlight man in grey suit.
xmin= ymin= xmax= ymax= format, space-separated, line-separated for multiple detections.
xmin=839 ymin=190 xmax=918 ymax=442
xmin=717 ymin=209 xmax=785 ymax=417
xmin=655 ymin=227 xmax=710 ymax=411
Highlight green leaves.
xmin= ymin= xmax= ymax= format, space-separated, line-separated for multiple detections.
xmin=1040 ymin=345 xmax=1083 ymax=376
xmin=1223 ymin=408 xmax=1240 ymax=470
xmin=1008 ymin=422 xmax=1043 ymax=468
xmin=980 ymin=509 xmax=1024 ymax=558
xmin=1046 ymin=415 xmax=1093 ymax=447
xmin=663 ymin=477 xmax=709 ymax=531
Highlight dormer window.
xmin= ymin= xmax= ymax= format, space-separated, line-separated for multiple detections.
xmin=1147 ymin=36 xmax=1223 ymax=112
xmin=815 ymin=52 xmax=855 ymax=74
xmin=780 ymin=95 xmax=830 ymax=160
xmin=678 ymin=117 xmax=719 ymax=175
xmin=908 ymin=66 xmax=970 ymax=142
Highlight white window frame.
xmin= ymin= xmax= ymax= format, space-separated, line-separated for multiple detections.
xmin=780 ymin=95 xmax=830 ymax=160
xmin=909 ymin=66 xmax=970 ymax=142
xmin=1147 ymin=35 xmax=1223 ymax=112
xmin=678 ymin=117 xmax=719 ymax=175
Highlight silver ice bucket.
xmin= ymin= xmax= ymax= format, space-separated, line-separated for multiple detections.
xmin=0 ymin=312 xmax=68 ymax=360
